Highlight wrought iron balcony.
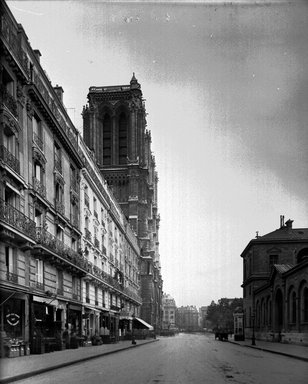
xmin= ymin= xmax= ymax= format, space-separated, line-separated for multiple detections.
xmin=55 ymin=200 xmax=65 ymax=216
xmin=32 ymin=177 xmax=46 ymax=198
xmin=0 ymin=198 xmax=36 ymax=239
xmin=33 ymin=132 xmax=44 ymax=151
xmin=0 ymin=86 xmax=18 ymax=118
xmin=6 ymin=271 xmax=18 ymax=283
xmin=84 ymin=227 xmax=92 ymax=242
xmin=35 ymin=227 xmax=88 ymax=272
xmin=0 ymin=145 xmax=20 ymax=174
xmin=32 ymin=281 xmax=45 ymax=291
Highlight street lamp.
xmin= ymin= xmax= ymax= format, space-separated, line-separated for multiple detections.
xmin=251 ymin=313 xmax=256 ymax=346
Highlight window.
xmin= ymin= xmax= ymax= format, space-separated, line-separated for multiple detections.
xmin=70 ymin=165 xmax=78 ymax=193
xmin=86 ymin=282 xmax=90 ymax=303
xmin=5 ymin=246 xmax=16 ymax=279
xmin=269 ymin=255 xmax=278 ymax=268
xmin=4 ymin=185 xmax=19 ymax=209
xmin=303 ymin=287 xmax=308 ymax=323
xmin=35 ymin=259 xmax=44 ymax=284
xmin=56 ymin=226 xmax=64 ymax=242
xmin=118 ymin=112 xmax=127 ymax=164
xmin=56 ymin=270 xmax=63 ymax=295
xmin=93 ymin=197 xmax=98 ymax=218
xmin=95 ymin=287 xmax=98 ymax=306
xmin=34 ymin=208 xmax=43 ymax=228
xmin=54 ymin=142 xmax=62 ymax=174
xmin=103 ymin=113 xmax=112 ymax=165
xmin=33 ymin=115 xmax=43 ymax=151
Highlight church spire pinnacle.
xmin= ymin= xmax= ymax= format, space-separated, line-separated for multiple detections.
xmin=130 ymin=72 xmax=140 ymax=89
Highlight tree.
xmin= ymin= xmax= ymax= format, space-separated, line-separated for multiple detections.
xmin=206 ymin=298 xmax=243 ymax=331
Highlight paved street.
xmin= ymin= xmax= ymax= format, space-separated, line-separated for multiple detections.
xmin=12 ymin=333 xmax=307 ymax=384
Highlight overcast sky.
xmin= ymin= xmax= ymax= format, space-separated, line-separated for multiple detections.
xmin=9 ymin=0 xmax=308 ymax=308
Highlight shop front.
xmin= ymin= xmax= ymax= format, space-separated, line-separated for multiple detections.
xmin=30 ymin=296 xmax=62 ymax=354
xmin=0 ymin=290 xmax=29 ymax=358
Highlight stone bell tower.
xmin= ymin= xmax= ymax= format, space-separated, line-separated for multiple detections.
xmin=83 ymin=74 xmax=162 ymax=330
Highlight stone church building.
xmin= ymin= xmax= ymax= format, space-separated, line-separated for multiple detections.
xmin=82 ymin=75 xmax=163 ymax=331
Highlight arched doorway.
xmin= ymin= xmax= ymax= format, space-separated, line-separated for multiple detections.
xmin=274 ymin=289 xmax=284 ymax=332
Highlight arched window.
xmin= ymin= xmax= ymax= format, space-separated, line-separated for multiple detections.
xmin=303 ymin=287 xmax=308 ymax=323
xmin=118 ymin=112 xmax=127 ymax=165
xmin=297 ymin=248 xmax=308 ymax=264
xmin=103 ymin=113 xmax=112 ymax=165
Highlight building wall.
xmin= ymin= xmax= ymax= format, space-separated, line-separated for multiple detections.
xmin=0 ymin=0 xmax=143 ymax=355
xmin=241 ymin=220 xmax=308 ymax=345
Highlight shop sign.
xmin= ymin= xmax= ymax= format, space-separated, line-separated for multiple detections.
xmin=6 ymin=313 xmax=20 ymax=326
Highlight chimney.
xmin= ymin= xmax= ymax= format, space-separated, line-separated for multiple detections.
xmin=33 ymin=49 xmax=41 ymax=63
xmin=54 ymin=85 xmax=64 ymax=104
xmin=285 ymin=219 xmax=293 ymax=230
xmin=280 ymin=215 xmax=285 ymax=228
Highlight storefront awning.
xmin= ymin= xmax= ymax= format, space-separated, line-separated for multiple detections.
xmin=133 ymin=317 xmax=154 ymax=330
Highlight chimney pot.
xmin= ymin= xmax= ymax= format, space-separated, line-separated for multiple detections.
xmin=280 ymin=215 xmax=285 ymax=228
xmin=54 ymin=85 xmax=64 ymax=104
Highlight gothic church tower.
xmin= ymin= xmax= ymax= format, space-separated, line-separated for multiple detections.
xmin=83 ymin=74 xmax=162 ymax=330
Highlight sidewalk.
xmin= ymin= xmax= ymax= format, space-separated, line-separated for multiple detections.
xmin=228 ymin=336 xmax=308 ymax=362
xmin=0 ymin=338 xmax=158 ymax=384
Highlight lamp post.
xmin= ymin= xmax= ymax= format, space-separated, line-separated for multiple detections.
xmin=132 ymin=313 xmax=136 ymax=345
xmin=251 ymin=313 xmax=256 ymax=346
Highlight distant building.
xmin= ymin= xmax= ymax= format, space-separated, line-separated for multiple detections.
xmin=162 ymin=294 xmax=176 ymax=330
xmin=241 ymin=216 xmax=308 ymax=345
xmin=176 ymin=306 xmax=199 ymax=332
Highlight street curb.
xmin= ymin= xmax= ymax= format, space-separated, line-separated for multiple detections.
xmin=0 ymin=339 xmax=159 ymax=384
xmin=228 ymin=340 xmax=308 ymax=363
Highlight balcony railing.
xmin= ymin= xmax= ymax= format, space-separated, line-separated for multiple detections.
xmin=0 ymin=86 xmax=18 ymax=118
xmin=0 ymin=198 xmax=36 ymax=239
xmin=0 ymin=145 xmax=20 ymax=174
xmin=33 ymin=132 xmax=44 ymax=152
xmin=32 ymin=281 xmax=45 ymax=291
xmin=55 ymin=200 xmax=65 ymax=216
xmin=32 ymin=177 xmax=46 ymax=198
xmin=6 ymin=271 xmax=18 ymax=283
xmin=35 ymin=227 xmax=88 ymax=271
xmin=84 ymin=228 xmax=92 ymax=242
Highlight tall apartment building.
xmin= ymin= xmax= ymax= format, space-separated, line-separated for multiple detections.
xmin=241 ymin=216 xmax=308 ymax=345
xmin=0 ymin=1 xmax=144 ymax=355
xmin=162 ymin=293 xmax=176 ymax=330
xmin=176 ymin=306 xmax=200 ymax=332
xmin=82 ymin=75 xmax=163 ymax=331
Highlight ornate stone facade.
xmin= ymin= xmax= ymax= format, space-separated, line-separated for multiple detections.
xmin=83 ymin=75 xmax=163 ymax=331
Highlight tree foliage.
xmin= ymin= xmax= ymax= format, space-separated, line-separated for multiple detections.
xmin=206 ymin=298 xmax=243 ymax=331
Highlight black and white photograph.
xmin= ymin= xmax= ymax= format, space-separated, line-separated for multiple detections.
xmin=0 ymin=0 xmax=307 ymax=382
